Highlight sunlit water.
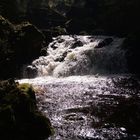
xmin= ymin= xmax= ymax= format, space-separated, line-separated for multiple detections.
xmin=18 ymin=35 xmax=140 ymax=139
xmin=18 ymin=75 xmax=140 ymax=140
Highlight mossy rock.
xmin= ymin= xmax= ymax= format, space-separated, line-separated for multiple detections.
xmin=0 ymin=15 xmax=45 ymax=79
xmin=0 ymin=15 xmax=14 ymax=39
xmin=18 ymin=83 xmax=36 ymax=100
xmin=0 ymin=79 xmax=53 ymax=140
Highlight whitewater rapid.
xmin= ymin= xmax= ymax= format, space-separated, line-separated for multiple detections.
xmin=23 ymin=35 xmax=127 ymax=78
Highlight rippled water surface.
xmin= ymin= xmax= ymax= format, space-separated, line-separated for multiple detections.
xmin=19 ymin=75 xmax=140 ymax=140
xmin=19 ymin=35 xmax=140 ymax=140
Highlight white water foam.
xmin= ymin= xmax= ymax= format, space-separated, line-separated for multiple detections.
xmin=23 ymin=35 xmax=127 ymax=78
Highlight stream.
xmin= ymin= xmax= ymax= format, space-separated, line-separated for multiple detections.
xmin=19 ymin=75 xmax=140 ymax=140
xmin=19 ymin=35 xmax=140 ymax=140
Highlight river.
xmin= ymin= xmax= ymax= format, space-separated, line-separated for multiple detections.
xmin=18 ymin=35 xmax=140 ymax=140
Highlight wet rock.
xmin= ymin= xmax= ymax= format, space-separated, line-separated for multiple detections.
xmin=24 ymin=65 xmax=38 ymax=78
xmin=58 ymin=38 xmax=65 ymax=43
xmin=51 ymin=42 xmax=58 ymax=50
xmin=43 ymin=26 xmax=67 ymax=44
xmin=63 ymin=113 xmax=84 ymax=121
xmin=95 ymin=38 xmax=113 ymax=48
xmin=55 ymin=52 xmax=68 ymax=62
xmin=40 ymin=48 xmax=48 ymax=56
xmin=71 ymin=40 xmax=83 ymax=49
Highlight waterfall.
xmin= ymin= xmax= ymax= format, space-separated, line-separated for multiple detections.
xmin=24 ymin=35 xmax=127 ymax=78
xmin=18 ymin=35 xmax=140 ymax=140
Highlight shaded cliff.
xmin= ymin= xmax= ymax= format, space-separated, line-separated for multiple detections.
xmin=0 ymin=15 xmax=45 ymax=79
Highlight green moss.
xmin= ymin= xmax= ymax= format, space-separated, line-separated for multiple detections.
xmin=18 ymin=83 xmax=36 ymax=100
xmin=0 ymin=80 xmax=53 ymax=140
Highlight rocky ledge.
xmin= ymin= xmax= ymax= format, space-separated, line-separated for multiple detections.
xmin=0 ymin=15 xmax=45 ymax=79
xmin=0 ymin=79 xmax=53 ymax=140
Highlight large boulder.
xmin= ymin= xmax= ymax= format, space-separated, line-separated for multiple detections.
xmin=0 ymin=0 xmax=19 ymax=21
xmin=0 ymin=16 xmax=45 ymax=79
xmin=0 ymin=79 xmax=53 ymax=140
xmin=14 ymin=22 xmax=45 ymax=63
xmin=0 ymin=15 xmax=14 ymax=39
xmin=122 ymin=32 xmax=140 ymax=76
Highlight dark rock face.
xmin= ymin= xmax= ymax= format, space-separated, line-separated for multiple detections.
xmin=70 ymin=40 xmax=83 ymax=49
xmin=65 ymin=0 xmax=140 ymax=36
xmin=0 ymin=79 xmax=53 ymax=140
xmin=42 ymin=26 xmax=67 ymax=45
xmin=0 ymin=0 xmax=19 ymax=21
xmin=0 ymin=15 xmax=45 ymax=79
xmin=0 ymin=15 xmax=14 ymax=38
xmin=24 ymin=65 xmax=38 ymax=78
xmin=95 ymin=38 xmax=113 ymax=48
xmin=27 ymin=7 xmax=66 ymax=28
xmin=122 ymin=32 xmax=140 ymax=75
xmin=14 ymin=22 xmax=45 ymax=63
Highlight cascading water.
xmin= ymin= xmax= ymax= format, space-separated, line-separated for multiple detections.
xmin=19 ymin=35 xmax=140 ymax=140
xmin=23 ymin=35 xmax=127 ymax=78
